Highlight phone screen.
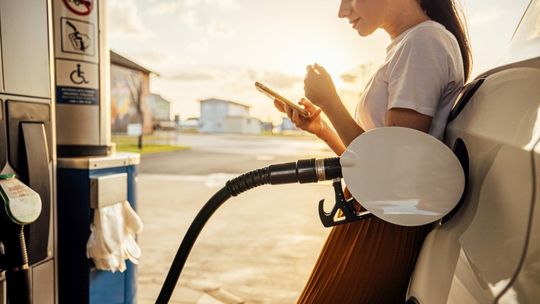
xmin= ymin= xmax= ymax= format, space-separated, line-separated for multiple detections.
xmin=255 ymin=82 xmax=310 ymax=118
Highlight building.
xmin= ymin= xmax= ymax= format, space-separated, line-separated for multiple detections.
xmin=261 ymin=121 xmax=274 ymax=133
xmin=110 ymin=50 xmax=157 ymax=134
xmin=199 ymin=98 xmax=262 ymax=134
xmin=148 ymin=93 xmax=174 ymax=129
xmin=280 ymin=117 xmax=297 ymax=131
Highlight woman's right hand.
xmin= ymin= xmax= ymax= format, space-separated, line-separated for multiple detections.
xmin=273 ymin=98 xmax=323 ymax=136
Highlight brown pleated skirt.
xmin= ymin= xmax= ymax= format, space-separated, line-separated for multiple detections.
xmin=297 ymin=211 xmax=431 ymax=303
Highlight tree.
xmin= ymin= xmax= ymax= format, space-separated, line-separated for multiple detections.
xmin=125 ymin=69 xmax=144 ymax=149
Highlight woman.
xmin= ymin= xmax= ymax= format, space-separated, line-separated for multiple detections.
xmin=274 ymin=0 xmax=471 ymax=302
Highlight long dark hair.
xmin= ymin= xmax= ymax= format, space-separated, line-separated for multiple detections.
xmin=420 ymin=0 xmax=472 ymax=81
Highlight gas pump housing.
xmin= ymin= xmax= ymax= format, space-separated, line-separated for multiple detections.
xmin=0 ymin=0 xmax=58 ymax=303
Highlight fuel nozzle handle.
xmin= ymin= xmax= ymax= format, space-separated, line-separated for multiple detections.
xmin=268 ymin=157 xmax=371 ymax=227
xmin=226 ymin=156 xmax=367 ymax=227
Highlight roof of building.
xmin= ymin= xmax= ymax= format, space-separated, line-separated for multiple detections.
xmin=150 ymin=93 xmax=171 ymax=105
xmin=110 ymin=50 xmax=159 ymax=76
xmin=199 ymin=98 xmax=250 ymax=108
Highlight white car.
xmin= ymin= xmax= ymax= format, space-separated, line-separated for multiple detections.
xmin=407 ymin=1 xmax=540 ymax=303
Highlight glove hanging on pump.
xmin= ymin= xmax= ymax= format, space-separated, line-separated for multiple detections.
xmin=86 ymin=201 xmax=143 ymax=272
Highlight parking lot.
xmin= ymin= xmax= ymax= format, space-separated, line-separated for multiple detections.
xmin=136 ymin=133 xmax=336 ymax=303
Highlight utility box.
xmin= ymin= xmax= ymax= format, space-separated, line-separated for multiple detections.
xmin=57 ymin=154 xmax=140 ymax=304
xmin=0 ymin=0 xmax=57 ymax=303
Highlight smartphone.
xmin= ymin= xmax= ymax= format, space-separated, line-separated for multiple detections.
xmin=255 ymin=82 xmax=310 ymax=118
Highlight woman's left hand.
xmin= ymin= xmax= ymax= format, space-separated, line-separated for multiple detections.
xmin=304 ymin=63 xmax=340 ymax=111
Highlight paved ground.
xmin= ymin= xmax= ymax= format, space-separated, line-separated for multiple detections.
xmin=136 ymin=132 xmax=337 ymax=303
xmin=140 ymin=132 xmax=333 ymax=175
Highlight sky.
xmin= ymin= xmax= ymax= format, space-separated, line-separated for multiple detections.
xmin=108 ymin=0 xmax=532 ymax=123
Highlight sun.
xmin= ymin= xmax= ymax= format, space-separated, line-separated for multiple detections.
xmin=276 ymin=45 xmax=351 ymax=91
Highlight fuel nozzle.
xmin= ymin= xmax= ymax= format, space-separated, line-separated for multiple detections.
xmin=226 ymin=157 xmax=371 ymax=227
xmin=268 ymin=157 xmax=342 ymax=184
xmin=0 ymin=174 xmax=42 ymax=304
xmin=269 ymin=157 xmax=372 ymax=227
xmin=226 ymin=157 xmax=342 ymax=196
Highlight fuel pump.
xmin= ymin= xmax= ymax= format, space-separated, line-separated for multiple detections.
xmin=0 ymin=0 xmax=57 ymax=303
xmin=157 ymin=127 xmax=466 ymax=303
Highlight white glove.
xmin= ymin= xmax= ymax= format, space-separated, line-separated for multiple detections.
xmin=122 ymin=201 xmax=143 ymax=263
xmin=87 ymin=201 xmax=143 ymax=272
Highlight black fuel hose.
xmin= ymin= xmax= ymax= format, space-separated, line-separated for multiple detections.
xmin=4 ymin=226 xmax=32 ymax=304
xmin=156 ymin=157 xmax=341 ymax=304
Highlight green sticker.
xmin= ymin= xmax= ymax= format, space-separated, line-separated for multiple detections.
xmin=0 ymin=178 xmax=41 ymax=225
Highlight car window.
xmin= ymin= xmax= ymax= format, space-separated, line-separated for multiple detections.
xmin=507 ymin=0 xmax=540 ymax=63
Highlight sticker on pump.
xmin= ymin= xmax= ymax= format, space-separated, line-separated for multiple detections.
xmin=0 ymin=178 xmax=42 ymax=225
xmin=55 ymin=59 xmax=99 ymax=105
xmin=63 ymin=0 xmax=94 ymax=16
xmin=61 ymin=17 xmax=95 ymax=57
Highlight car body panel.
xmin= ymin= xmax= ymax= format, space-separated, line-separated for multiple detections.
xmin=504 ymin=142 xmax=540 ymax=302
xmin=408 ymin=65 xmax=540 ymax=303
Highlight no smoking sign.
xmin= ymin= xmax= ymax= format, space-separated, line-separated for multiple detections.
xmin=62 ymin=0 xmax=93 ymax=16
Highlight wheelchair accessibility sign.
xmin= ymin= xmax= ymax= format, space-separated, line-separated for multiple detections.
xmin=56 ymin=59 xmax=98 ymax=105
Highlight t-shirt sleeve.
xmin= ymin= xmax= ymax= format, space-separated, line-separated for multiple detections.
xmin=386 ymin=28 xmax=451 ymax=117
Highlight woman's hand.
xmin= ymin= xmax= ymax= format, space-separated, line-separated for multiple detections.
xmin=304 ymin=63 xmax=340 ymax=111
xmin=273 ymin=98 xmax=323 ymax=136
xmin=274 ymin=98 xmax=348 ymax=155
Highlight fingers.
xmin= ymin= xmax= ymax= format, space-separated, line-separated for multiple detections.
xmin=292 ymin=108 xmax=301 ymax=125
xmin=314 ymin=63 xmax=328 ymax=75
xmin=276 ymin=97 xmax=320 ymax=129
xmin=311 ymin=108 xmax=322 ymax=119
xmin=304 ymin=63 xmax=326 ymax=101
xmin=303 ymin=73 xmax=315 ymax=100
xmin=273 ymin=99 xmax=285 ymax=113
xmin=285 ymin=104 xmax=293 ymax=118
xmin=276 ymin=100 xmax=297 ymax=123
xmin=294 ymin=100 xmax=321 ymax=122
xmin=299 ymin=98 xmax=317 ymax=112
xmin=306 ymin=63 xmax=327 ymax=75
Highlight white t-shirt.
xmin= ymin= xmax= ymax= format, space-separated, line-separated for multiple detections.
xmin=355 ymin=20 xmax=464 ymax=139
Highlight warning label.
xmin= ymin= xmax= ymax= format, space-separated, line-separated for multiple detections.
xmin=62 ymin=0 xmax=93 ymax=16
xmin=56 ymin=86 xmax=99 ymax=105
xmin=61 ymin=17 xmax=95 ymax=57
xmin=55 ymin=0 xmax=98 ymax=106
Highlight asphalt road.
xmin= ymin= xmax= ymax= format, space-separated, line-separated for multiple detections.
xmin=139 ymin=132 xmax=334 ymax=175
xmin=136 ymin=133 xmax=337 ymax=304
